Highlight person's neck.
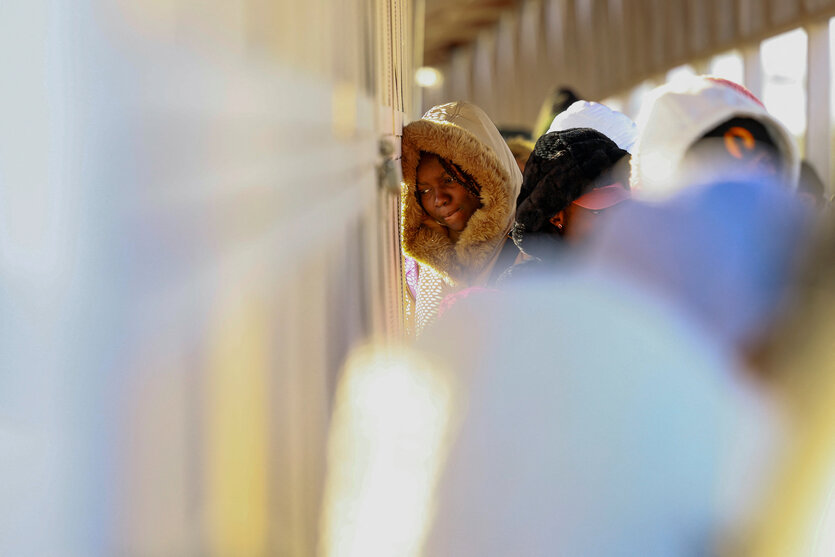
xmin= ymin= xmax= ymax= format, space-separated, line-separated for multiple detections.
xmin=449 ymin=229 xmax=462 ymax=243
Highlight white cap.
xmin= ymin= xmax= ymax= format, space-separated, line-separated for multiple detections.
xmin=548 ymin=100 xmax=638 ymax=154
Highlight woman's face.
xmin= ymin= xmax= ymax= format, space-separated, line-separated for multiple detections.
xmin=549 ymin=203 xmax=623 ymax=244
xmin=416 ymin=155 xmax=482 ymax=234
xmin=563 ymin=203 xmax=607 ymax=241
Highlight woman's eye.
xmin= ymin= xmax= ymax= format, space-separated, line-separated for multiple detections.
xmin=444 ymin=176 xmax=455 ymax=184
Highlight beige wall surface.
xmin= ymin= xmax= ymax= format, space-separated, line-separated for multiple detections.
xmin=0 ymin=1 xmax=417 ymax=556
xmin=428 ymin=0 xmax=835 ymax=130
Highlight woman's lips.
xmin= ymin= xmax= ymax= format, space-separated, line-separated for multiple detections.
xmin=443 ymin=208 xmax=460 ymax=221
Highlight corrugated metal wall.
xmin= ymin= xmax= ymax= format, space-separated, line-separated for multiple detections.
xmin=426 ymin=0 xmax=835 ymax=127
xmin=0 ymin=1 xmax=417 ymax=556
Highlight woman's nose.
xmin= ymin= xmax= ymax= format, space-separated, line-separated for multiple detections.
xmin=434 ymin=189 xmax=450 ymax=207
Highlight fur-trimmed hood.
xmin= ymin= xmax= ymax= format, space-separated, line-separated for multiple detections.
xmin=630 ymin=75 xmax=800 ymax=199
xmin=401 ymin=102 xmax=523 ymax=285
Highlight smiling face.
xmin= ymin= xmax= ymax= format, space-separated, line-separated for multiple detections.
xmin=415 ymin=154 xmax=483 ymax=239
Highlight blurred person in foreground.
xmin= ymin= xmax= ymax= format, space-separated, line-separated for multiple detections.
xmin=321 ymin=175 xmax=811 ymax=557
xmin=416 ymin=178 xmax=810 ymax=556
xmin=630 ymin=75 xmax=799 ymax=200
xmin=744 ymin=216 xmax=835 ymax=557
xmin=401 ymin=101 xmax=522 ymax=335
xmin=587 ymin=178 xmax=812 ymax=368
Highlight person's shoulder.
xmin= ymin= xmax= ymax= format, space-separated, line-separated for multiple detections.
xmin=495 ymin=258 xmax=554 ymax=287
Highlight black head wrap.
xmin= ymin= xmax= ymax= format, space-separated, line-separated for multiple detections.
xmin=512 ymin=128 xmax=628 ymax=257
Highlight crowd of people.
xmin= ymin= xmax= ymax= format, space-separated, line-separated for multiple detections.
xmin=402 ymin=75 xmax=826 ymax=332
xmin=379 ymin=74 xmax=835 ymax=554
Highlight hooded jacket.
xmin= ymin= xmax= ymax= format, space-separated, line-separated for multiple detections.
xmin=630 ymin=75 xmax=800 ymax=199
xmin=401 ymin=102 xmax=523 ymax=286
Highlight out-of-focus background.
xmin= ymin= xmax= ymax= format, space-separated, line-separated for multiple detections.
xmin=2 ymin=1 xmax=413 ymax=555
xmin=2 ymin=1 xmax=835 ymax=556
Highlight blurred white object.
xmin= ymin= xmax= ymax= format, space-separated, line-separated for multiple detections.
xmin=587 ymin=179 xmax=812 ymax=354
xmin=1 ymin=1 xmax=388 ymax=556
xmin=320 ymin=344 xmax=460 ymax=557
xmin=547 ymin=100 xmax=638 ymax=153
xmin=415 ymin=66 xmax=443 ymax=88
xmin=412 ymin=272 xmax=783 ymax=557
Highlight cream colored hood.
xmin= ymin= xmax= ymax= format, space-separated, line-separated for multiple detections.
xmin=401 ymin=102 xmax=523 ymax=285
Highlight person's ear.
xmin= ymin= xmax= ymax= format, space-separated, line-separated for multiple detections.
xmin=548 ymin=210 xmax=566 ymax=233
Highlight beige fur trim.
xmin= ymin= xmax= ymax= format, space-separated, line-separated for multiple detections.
xmin=401 ymin=118 xmax=513 ymax=285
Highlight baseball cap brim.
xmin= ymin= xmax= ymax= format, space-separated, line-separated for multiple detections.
xmin=572 ymin=183 xmax=631 ymax=211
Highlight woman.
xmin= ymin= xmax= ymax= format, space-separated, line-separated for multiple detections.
xmin=401 ymin=101 xmax=522 ymax=335
xmin=511 ymin=127 xmax=630 ymax=263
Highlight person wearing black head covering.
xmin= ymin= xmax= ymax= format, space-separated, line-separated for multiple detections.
xmin=511 ymin=127 xmax=630 ymax=264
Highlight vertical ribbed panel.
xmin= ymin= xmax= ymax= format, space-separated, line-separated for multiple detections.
xmin=429 ymin=0 xmax=835 ymax=129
